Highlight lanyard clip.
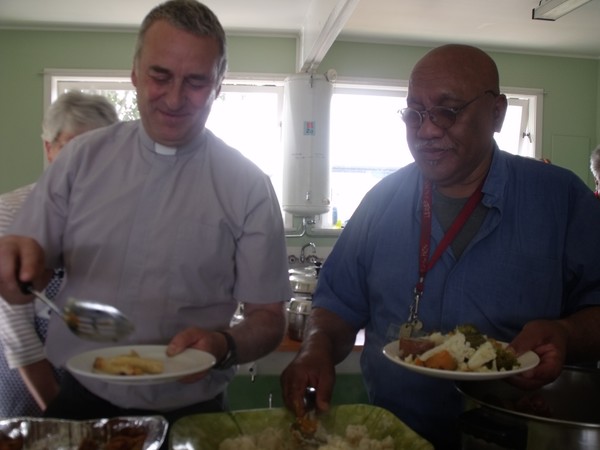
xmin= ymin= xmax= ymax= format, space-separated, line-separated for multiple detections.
xmin=409 ymin=287 xmax=422 ymax=323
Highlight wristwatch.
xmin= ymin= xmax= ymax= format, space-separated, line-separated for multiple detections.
xmin=214 ymin=330 xmax=238 ymax=370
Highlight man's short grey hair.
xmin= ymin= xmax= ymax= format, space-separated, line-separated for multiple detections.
xmin=134 ymin=0 xmax=228 ymax=84
xmin=41 ymin=91 xmax=118 ymax=143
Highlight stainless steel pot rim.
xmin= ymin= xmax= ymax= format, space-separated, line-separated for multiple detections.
xmin=456 ymin=365 xmax=600 ymax=428
xmin=289 ymin=273 xmax=317 ymax=281
xmin=289 ymin=278 xmax=316 ymax=283
xmin=287 ymin=297 xmax=312 ymax=313
xmin=287 ymin=308 xmax=310 ymax=315
xmin=290 ymin=280 xmax=315 ymax=287
xmin=289 ymin=269 xmax=318 ymax=294
xmin=289 ymin=267 xmax=318 ymax=276
xmin=463 ymin=400 xmax=600 ymax=428
xmin=290 ymin=283 xmax=316 ymax=294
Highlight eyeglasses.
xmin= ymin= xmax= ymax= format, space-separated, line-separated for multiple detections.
xmin=400 ymin=90 xmax=498 ymax=130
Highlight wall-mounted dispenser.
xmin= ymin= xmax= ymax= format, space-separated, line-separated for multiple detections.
xmin=282 ymin=72 xmax=333 ymax=217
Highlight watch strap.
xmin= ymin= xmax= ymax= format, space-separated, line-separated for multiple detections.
xmin=214 ymin=330 xmax=238 ymax=370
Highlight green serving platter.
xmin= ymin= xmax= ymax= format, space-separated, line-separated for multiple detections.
xmin=169 ymin=403 xmax=432 ymax=449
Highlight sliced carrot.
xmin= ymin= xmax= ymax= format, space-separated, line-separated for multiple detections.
xmin=424 ymin=350 xmax=458 ymax=371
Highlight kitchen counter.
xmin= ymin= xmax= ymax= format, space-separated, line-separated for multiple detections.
xmin=229 ymin=330 xmax=367 ymax=410
xmin=240 ymin=329 xmax=364 ymax=376
xmin=276 ymin=328 xmax=365 ymax=352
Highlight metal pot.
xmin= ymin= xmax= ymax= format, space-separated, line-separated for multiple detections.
xmin=457 ymin=366 xmax=600 ymax=450
xmin=289 ymin=271 xmax=318 ymax=295
xmin=286 ymin=297 xmax=312 ymax=341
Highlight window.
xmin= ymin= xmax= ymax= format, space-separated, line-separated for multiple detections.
xmin=497 ymin=94 xmax=539 ymax=158
xmin=45 ymin=70 xmax=541 ymax=229
xmin=206 ymin=82 xmax=284 ymax=204
xmin=329 ymin=85 xmax=408 ymax=226
xmin=45 ymin=69 xmax=138 ymax=121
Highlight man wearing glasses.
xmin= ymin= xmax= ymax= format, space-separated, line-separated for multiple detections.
xmin=281 ymin=44 xmax=600 ymax=450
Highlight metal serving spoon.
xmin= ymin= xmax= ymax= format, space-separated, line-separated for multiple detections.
xmin=291 ymin=386 xmax=325 ymax=448
xmin=19 ymin=282 xmax=135 ymax=342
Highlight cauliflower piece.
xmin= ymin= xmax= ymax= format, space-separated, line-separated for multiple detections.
xmin=419 ymin=332 xmax=474 ymax=364
xmin=427 ymin=331 xmax=446 ymax=346
xmin=467 ymin=340 xmax=497 ymax=370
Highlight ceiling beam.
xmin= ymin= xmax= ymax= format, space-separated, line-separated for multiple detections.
xmin=297 ymin=0 xmax=361 ymax=73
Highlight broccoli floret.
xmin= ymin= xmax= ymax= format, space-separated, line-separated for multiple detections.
xmin=456 ymin=324 xmax=479 ymax=335
xmin=495 ymin=346 xmax=520 ymax=370
xmin=455 ymin=324 xmax=487 ymax=349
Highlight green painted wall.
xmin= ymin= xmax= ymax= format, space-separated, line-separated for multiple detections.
xmin=1 ymin=29 xmax=599 ymax=253
xmin=0 ymin=31 xmax=136 ymax=189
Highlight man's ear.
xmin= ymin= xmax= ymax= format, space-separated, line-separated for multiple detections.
xmin=493 ymin=94 xmax=508 ymax=133
xmin=131 ymin=66 xmax=138 ymax=88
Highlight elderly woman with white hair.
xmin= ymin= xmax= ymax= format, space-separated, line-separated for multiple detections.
xmin=0 ymin=91 xmax=118 ymax=416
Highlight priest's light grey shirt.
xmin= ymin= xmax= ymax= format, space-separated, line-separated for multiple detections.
xmin=10 ymin=120 xmax=292 ymax=410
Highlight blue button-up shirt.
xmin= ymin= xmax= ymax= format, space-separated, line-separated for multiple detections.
xmin=314 ymin=146 xmax=600 ymax=449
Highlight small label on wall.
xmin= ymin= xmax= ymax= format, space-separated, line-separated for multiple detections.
xmin=304 ymin=121 xmax=315 ymax=136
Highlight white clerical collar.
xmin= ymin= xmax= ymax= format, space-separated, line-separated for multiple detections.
xmin=154 ymin=143 xmax=177 ymax=155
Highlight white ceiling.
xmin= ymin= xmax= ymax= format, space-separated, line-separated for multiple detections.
xmin=1 ymin=0 xmax=599 ymax=60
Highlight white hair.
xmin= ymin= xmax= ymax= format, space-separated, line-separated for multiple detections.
xmin=41 ymin=91 xmax=118 ymax=143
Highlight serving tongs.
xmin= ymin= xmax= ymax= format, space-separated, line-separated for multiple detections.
xmin=291 ymin=386 xmax=325 ymax=448
xmin=19 ymin=282 xmax=135 ymax=342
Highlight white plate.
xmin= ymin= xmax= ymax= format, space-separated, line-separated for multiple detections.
xmin=382 ymin=340 xmax=540 ymax=381
xmin=67 ymin=345 xmax=216 ymax=385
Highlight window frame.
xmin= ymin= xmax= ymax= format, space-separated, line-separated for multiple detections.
xmin=503 ymin=86 xmax=544 ymax=159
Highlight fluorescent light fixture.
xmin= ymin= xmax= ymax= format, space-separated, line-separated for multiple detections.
xmin=532 ymin=0 xmax=592 ymax=20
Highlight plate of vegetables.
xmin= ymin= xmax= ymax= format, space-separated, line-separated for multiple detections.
xmin=383 ymin=325 xmax=540 ymax=380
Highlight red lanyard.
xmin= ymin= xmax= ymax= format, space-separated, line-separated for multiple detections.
xmin=415 ymin=177 xmax=485 ymax=296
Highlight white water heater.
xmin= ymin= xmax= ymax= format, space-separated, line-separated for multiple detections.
xmin=282 ymin=73 xmax=332 ymax=216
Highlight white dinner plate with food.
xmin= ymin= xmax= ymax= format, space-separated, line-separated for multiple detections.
xmin=67 ymin=345 xmax=216 ymax=385
xmin=382 ymin=340 xmax=540 ymax=381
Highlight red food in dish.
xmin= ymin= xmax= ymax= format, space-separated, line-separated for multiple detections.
xmin=398 ymin=336 xmax=435 ymax=357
